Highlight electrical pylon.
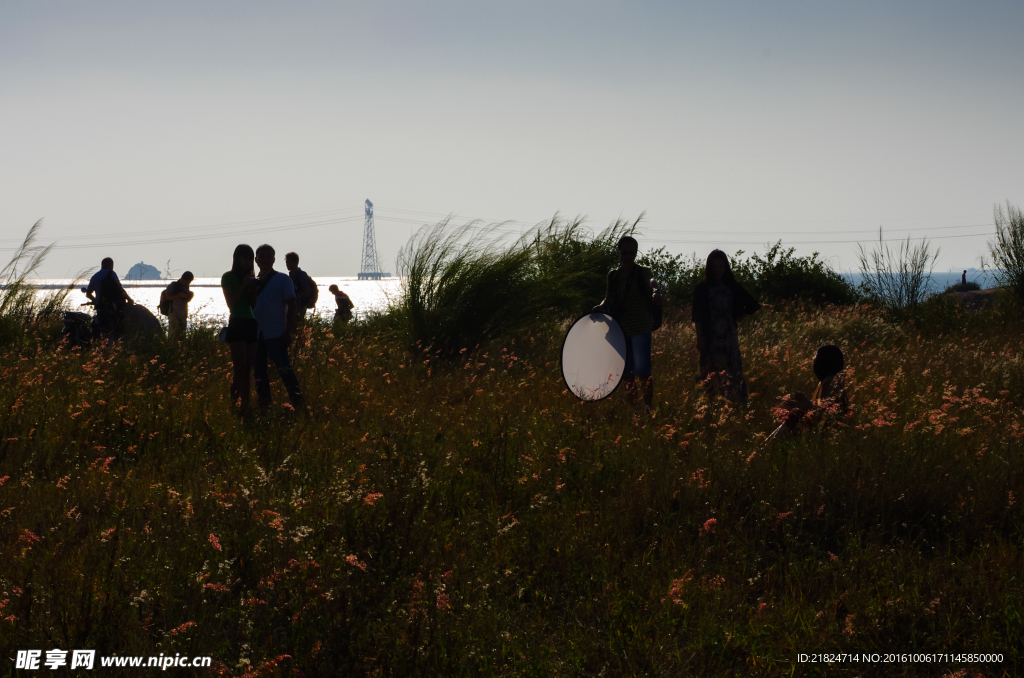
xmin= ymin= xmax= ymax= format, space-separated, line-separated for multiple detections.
xmin=358 ymin=199 xmax=384 ymax=280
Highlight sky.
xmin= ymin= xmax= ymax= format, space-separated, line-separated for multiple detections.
xmin=2 ymin=0 xmax=1023 ymax=279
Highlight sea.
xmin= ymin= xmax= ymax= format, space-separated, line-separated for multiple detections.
xmin=20 ymin=269 xmax=999 ymax=326
xmin=26 ymin=276 xmax=402 ymax=325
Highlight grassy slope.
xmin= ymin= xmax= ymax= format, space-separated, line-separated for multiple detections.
xmin=1 ymin=301 xmax=1023 ymax=677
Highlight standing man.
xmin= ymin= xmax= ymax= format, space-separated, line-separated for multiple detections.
xmin=252 ymin=245 xmax=305 ymax=411
xmin=962 ymin=270 xmax=968 ymax=291
xmin=85 ymin=257 xmax=134 ymax=341
xmin=284 ymin=252 xmax=316 ymax=324
xmin=162 ymin=271 xmax=195 ymax=338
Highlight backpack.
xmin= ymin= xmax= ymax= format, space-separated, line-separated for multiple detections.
xmin=306 ymin=274 xmax=319 ymax=308
xmin=98 ymin=270 xmax=126 ymax=311
xmin=158 ymin=283 xmax=174 ymax=316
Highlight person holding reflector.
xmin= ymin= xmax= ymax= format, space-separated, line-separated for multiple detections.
xmin=592 ymin=236 xmax=662 ymax=413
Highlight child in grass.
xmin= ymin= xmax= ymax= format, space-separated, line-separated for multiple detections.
xmin=777 ymin=344 xmax=849 ymax=433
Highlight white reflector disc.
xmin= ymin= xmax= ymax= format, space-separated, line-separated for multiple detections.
xmin=561 ymin=313 xmax=627 ymax=401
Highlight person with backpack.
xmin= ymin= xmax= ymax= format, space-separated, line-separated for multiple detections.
xmin=691 ymin=249 xmax=760 ymax=403
xmin=85 ymin=257 xmax=134 ymax=341
xmin=160 ymin=271 xmax=194 ymax=338
xmin=592 ymin=236 xmax=662 ymax=414
xmin=253 ymin=244 xmax=305 ymax=412
xmin=285 ymin=252 xmax=317 ymax=323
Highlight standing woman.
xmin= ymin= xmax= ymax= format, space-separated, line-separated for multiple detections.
xmin=691 ymin=249 xmax=760 ymax=402
xmin=221 ymin=244 xmax=259 ymax=415
xmin=594 ymin=236 xmax=662 ymax=413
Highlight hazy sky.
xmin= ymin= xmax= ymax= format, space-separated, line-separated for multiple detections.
xmin=3 ymin=0 xmax=1023 ymax=278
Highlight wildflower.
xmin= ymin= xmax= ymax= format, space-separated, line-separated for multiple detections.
xmin=702 ymin=518 xmax=717 ymax=535
xmin=690 ymin=469 xmax=709 ymax=489
xmin=843 ymin=614 xmax=855 ymax=634
xmin=364 ymin=493 xmax=383 ymax=506
xmin=702 ymin=575 xmax=725 ymax=591
xmin=668 ymin=570 xmax=693 ymax=606
xmin=208 ymin=534 xmax=222 ymax=551
xmin=169 ymin=621 xmax=197 ymax=635
xmin=346 ymin=555 xmax=367 ymax=571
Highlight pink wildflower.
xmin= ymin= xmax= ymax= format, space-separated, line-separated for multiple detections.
xmin=208 ymin=533 xmax=222 ymax=551
xmin=169 ymin=621 xmax=196 ymax=635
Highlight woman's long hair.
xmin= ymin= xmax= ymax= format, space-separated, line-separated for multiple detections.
xmin=704 ymin=249 xmax=737 ymax=285
xmin=229 ymin=244 xmax=255 ymax=279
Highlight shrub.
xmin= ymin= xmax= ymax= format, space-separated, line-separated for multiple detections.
xmin=635 ymin=248 xmax=705 ymax=309
xmin=989 ymin=201 xmax=1024 ymax=303
xmin=396 ymin=215 xmax=637 ymax=354
xmin=943 ymin=281 xmax=982 ymax=293
xmin=639 ymin=242 xmax=858 ymax=309
xmin=856 ymin=228 xmax=938 ymax=313
xmin=743 ymin=241 xmax=860 ymax=306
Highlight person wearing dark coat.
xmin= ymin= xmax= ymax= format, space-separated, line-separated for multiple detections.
xmin=691 ymin=249 xmax=760 ymax=402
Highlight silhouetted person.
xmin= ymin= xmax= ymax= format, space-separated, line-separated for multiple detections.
xmin=221 ymin=245 xmax=259 ymax=415
xmin=85 ymin=257 xmax=134 ymax=341
xmin=692 ymin=249 xmax=760 ymax=403
xmin=253 ymin=244 xmax=305 ymax=411
xmin=163 ymin=271 xmax=194 ymax=338
xmin=777 ymin=344 xmax=849 ymax=434
xmin=962 ymin=270 xmax=968 ymax=291
xmin=593 ymin=236 xmax=662 ymax=414
xmin=285 ymin=252 xmax=316 ymax=324
xmin=329 ymin=284 xmax=354 ymax=324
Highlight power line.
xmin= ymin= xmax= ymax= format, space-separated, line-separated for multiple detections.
xmin=0 ymin=202 xmax=1001 ymax=253
xmin=0 ymin=207 xmax=363 ymax=244
xmin=0 ymin=215 xmax=364 ymax=251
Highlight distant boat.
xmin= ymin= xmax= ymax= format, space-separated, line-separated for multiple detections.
xmin=125 ymin=261 xmax=162 ymax=281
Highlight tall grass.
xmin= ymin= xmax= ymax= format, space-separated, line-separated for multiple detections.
xmin=857 ymin=228 xmax=939 ymax=313
xmin=990 ymin=200 xmax=1024 ymax=303
xmin=396 ymin=215 xmax=636 ymax=354
xmin=1 ymin=295 xmax=1022 ymax=675
xmin=0 ymin=220 xmax=76 ymax=345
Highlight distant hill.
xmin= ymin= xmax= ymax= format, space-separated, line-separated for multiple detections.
xmin=125 ymin=262 xmax=162 ymax=280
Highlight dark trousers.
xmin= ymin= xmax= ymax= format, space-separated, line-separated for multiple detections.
xmin=253 ymin=332 xmax=304 ymax=408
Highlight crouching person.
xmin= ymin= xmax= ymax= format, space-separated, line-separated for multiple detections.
xmin=252 ymin=244 xmax=305 ymax=412
xmin=776 ymin=344 xmax=849 ymax=434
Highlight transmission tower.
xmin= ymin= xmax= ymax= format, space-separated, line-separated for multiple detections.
xmin=358 ymin=199 xmax=384 ymax=280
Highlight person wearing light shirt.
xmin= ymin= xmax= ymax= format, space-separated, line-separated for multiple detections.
xmin=252 ymin=244 xmax=305 ymax=411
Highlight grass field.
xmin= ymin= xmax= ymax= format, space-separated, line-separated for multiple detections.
xmin=1 ymin=296 xmax=1023 ymax=676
